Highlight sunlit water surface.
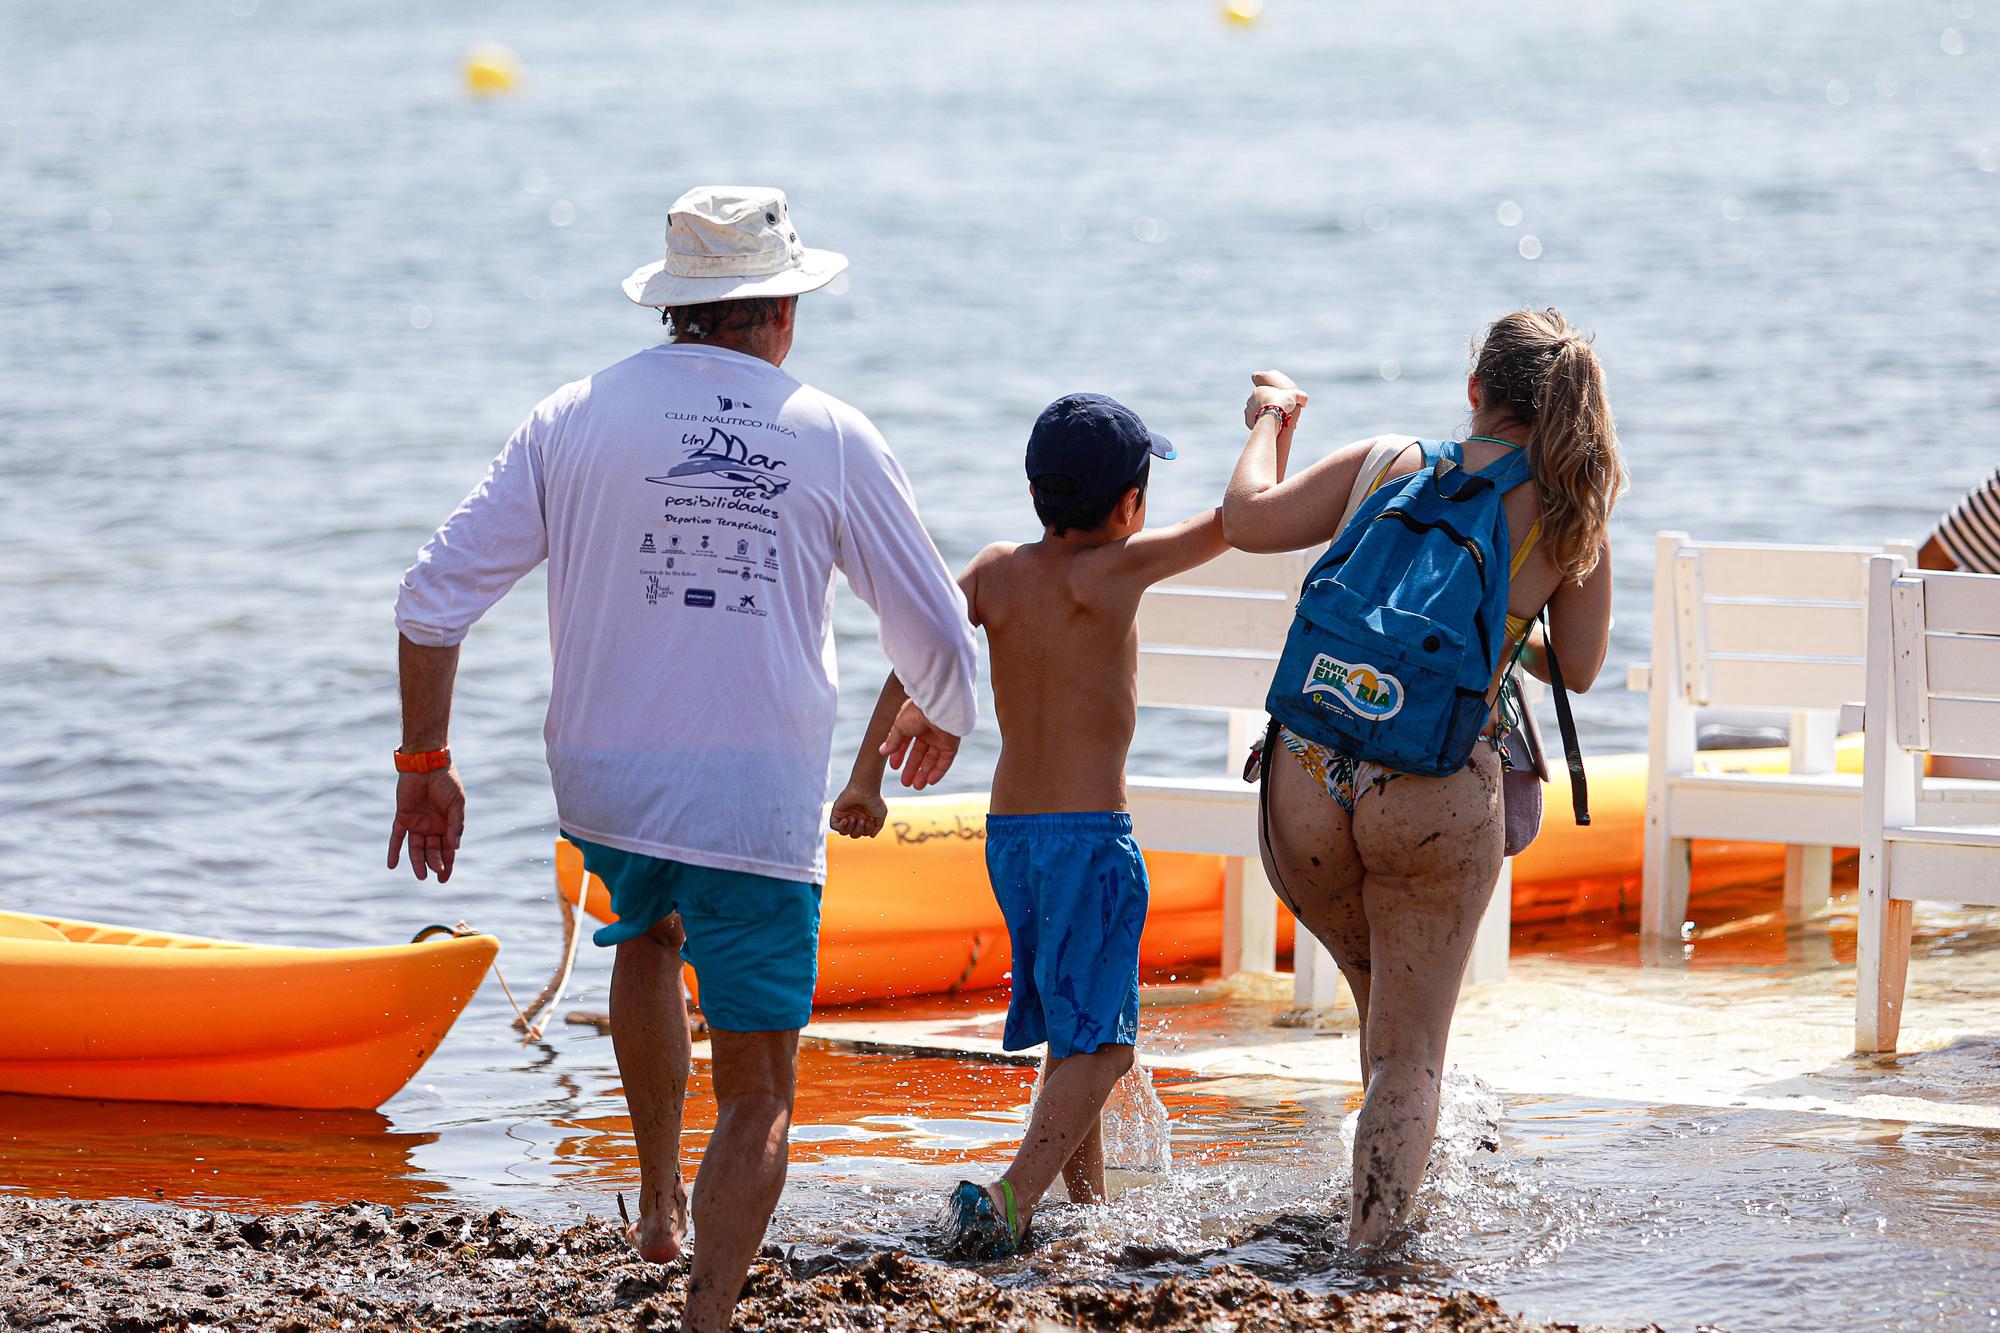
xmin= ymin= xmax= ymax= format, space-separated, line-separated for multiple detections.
xmin=5 ymin=2 xmax=2000 ymax=1330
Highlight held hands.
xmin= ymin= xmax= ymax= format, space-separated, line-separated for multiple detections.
xmin=388 ymin=765 xmax=466 ymax=882
xmin=880 ymin=698 xmax=960 ymax=791
xmin=1243 ymin=370 xmax=1307 ymax=431
xmin=829 ymin=782 xmax=889 ymax=839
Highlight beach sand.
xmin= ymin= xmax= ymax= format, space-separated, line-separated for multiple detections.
xmin=0 ymin=1198 xmax=1666 ymax=1332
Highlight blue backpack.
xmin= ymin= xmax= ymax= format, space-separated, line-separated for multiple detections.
xmin=1265 ymin=439 xmax=1531 ymax=778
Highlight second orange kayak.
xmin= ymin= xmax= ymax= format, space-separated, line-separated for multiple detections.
xmin=558 ymin=742 xmax=1839 ymax=1007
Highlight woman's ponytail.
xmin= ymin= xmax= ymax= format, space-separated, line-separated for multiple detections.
xmin=1474 ymin=309 xmax=1625 ymax=581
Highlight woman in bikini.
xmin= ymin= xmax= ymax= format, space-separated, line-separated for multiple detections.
xmin=1222 ymin=309 xmax=1625 ymax=1249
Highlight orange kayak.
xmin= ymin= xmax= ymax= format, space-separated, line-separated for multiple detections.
xmin=0 ymin=913 xmax=496 ymax=1109
xmin=559 ymin=743 xmax=1848 ymax=1008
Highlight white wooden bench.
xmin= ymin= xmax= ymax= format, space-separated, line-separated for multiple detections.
xmin=1856 ymin=556 xmax=2000 ymax=1053
xmin=1127 ymin=549 xmax=1515 ymax=997
xmin=1630 ymin=532 xmax=1913 ymax=944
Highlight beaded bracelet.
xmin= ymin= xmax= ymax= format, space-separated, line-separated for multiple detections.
xmin=1254 ymin=402 xmax=1296 ymax=431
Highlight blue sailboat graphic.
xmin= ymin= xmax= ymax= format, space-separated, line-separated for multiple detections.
xmin=647 ymin=427 xmax=790 ymax=499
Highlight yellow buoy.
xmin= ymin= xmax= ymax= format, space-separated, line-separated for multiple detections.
xmin=1222 ymin=0 xmax=1264 ymax=25
xmin=463 ymin=42 xmax=522 ymax=97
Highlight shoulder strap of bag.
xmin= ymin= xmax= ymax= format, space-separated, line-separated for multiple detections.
xmin=1339 ymin=437 xmax=1415 ymax=532
xmin=1538 ymin=607 xmax=1590 ymax=826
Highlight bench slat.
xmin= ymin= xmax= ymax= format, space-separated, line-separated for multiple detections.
xmin=1700 ymin=655 xmax=1867 ymax=712
xmin=1161 ymin=547 xmax=1308 ymax=594
xmin=1692 ymin=544 xmax=1873 ymax=601
xmin=1667 ymin=782 xmax=1861 ymax=845
xmin=1926 ymin=632 xmax=2000 ymax=702
xmin=1137 ymin=587 xmax=1296 ymax=652
xmin=1916 ymin=570 xmax=2000 ymax=635
xmin=1927 ymin=697 xmax=2000 ymax=760
xmin=1137 ymin=647 xmax=1276 ymax=712
xmin=1703 ymin=601 xmax=1865 ymax=660
xmin=1885 ymin=839 xmax=2000 ymax=906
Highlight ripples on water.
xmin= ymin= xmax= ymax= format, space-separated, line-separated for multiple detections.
xmin=5 ymin=2 xmax=2000 ymax=1329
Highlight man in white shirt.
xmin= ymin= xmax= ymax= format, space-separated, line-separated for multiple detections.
xmin=387 ymin=186 xmax=977 ymax=1332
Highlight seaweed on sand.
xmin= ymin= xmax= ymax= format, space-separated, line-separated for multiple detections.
xmin=0 ymin=1198 xmax=1667 ymax=1332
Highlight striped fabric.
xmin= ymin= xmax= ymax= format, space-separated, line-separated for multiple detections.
xmin=1931 ymin=468 xmax=2000 ymax=574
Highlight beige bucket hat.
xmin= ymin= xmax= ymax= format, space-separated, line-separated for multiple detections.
xmin=621 ymin=186 xmax=848 ymax=308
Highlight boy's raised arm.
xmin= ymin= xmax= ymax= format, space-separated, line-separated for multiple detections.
xmin=1099 ymin=507 xmax=1229 ymax=593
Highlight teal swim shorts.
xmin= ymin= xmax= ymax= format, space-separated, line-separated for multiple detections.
xmin=562 ymin=832 xmax=822 ymax=1033
xmin=985 ymin=812 xmax=1148 ymax=1059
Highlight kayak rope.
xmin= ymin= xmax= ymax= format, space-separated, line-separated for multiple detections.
xmin=508 ymin=881 xmax=589 ymax=1043
xmin=412 ymin=919 xmax=562 ymax=1044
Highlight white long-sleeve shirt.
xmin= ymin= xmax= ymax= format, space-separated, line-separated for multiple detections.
xmin=395 ymin=343 xmax=978 ymax=883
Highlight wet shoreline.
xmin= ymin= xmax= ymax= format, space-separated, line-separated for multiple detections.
xmin=0 ymin=1198 xmax=1668 ymax=1332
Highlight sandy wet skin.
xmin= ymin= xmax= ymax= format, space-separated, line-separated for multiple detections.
xmin=0 ymin=1199 xmax=1671 ymax=1333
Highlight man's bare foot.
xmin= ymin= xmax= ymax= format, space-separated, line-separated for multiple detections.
xmin=618 ymin=1183 xmax=688 ymax=1263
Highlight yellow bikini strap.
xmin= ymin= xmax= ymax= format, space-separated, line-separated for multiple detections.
xmin=1510 ymin=520 xmax=1542 ymax=578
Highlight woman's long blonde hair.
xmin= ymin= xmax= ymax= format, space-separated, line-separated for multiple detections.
xmin=1472 ymin=308 xmax=1625 ymax=581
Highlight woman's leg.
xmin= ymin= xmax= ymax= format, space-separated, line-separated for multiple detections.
xmin=1260 ymin=747 xmax=1372 ymax=1079
xmin=1346 ymin=747 xmax=1504 ymax=1249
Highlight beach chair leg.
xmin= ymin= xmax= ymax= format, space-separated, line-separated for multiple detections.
xmin=1783 ymin=845 xmax=1833 ymax=918
xmin=1856 ymin=837 xmax=1915 ymax=1054
xmin=1640 ymin=834 xmax=1693 ymax=948
xmin=1222 ymin=855 xmax=1277 ymax=976
xmin=1292 ymin=934 xmax=1343 ymax=1009
xmin=1463 ymin=858 xmax=1511 ymax=989
xmin=1858 ymin=898 xmax=1915 ymax=1054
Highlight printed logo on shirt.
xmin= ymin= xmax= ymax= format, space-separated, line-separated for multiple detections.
xmin=1303 ymin=653 xmax=1404 ymax=721
xmin=715 ymin=396 xmax=752 ymax=413
xmin=684 ymin=588 xmax=717 ymax=608
xmin=726 ymin=592 xmax=767 ymax=618
xmin=647 ymin=427 xmax=790 ymax=499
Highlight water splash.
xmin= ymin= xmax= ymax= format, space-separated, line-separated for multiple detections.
xmin=1339 ymin=1069 xmax=1505 ymax=1191
xmin=1101 ymin=1063 xmax=1172 ymax=1174
xmin=1019 ymin=1058 xmax=1173 ymax=1174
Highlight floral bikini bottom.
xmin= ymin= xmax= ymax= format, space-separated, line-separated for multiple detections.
xmin=1276 ymin=724 xmax=1513 ymax=816
xmin=1276 ymin=727 xmax=1402 ymax=816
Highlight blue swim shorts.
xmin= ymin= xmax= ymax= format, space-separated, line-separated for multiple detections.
xmin=562 ymin=832 xmax=821 ymax=1033
xmin=985 ymin=812 xmax=1148 ymax=1059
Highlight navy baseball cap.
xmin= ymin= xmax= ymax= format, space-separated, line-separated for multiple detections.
xmin=1025 ymin=393 xmax=1176 ymax=502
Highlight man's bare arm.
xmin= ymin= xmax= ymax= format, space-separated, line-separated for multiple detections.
xmin=390 ymin=635 xmax=466 ymax=882
xmin=399 ymin=636 xmax=458 ymax=750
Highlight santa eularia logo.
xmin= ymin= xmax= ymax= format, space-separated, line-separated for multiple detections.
xmin=1303 ymin=653 xmax=1404 ymax=721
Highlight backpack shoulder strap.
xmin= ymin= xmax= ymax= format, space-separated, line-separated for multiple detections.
xmin=1470 ymin=448 xmax=1533 ymax=493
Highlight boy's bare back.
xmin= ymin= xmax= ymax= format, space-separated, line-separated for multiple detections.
xmin=965 ymin=510 xmax=1224 ymax=816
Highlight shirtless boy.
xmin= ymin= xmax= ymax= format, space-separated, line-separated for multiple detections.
xmin=831 ymin=393 xmax=1228 ymax=1257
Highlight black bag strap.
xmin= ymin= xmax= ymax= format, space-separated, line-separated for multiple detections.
xmin=1253 ymin=717 xmax=1305 ymax=918
xmin=1538 ymin=607 xmax=1590 ymax=826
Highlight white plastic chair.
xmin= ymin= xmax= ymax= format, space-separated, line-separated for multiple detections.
xmin=1856 ymin=556 xmax=2000 ymax=1053
xmin=1632 ymin=532 xmax=1912 ymax=943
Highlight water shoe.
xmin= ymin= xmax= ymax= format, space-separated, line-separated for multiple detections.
xmin=942 ymin=1179 xmax=1020 ymax=1260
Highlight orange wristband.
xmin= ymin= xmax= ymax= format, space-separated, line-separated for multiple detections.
xmin=394 ymin=748 xmax=452 ymax=774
